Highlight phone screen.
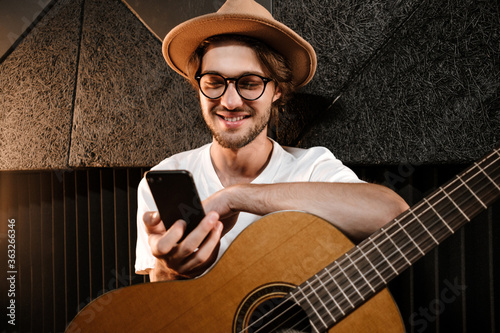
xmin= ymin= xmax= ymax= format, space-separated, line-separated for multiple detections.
xmin=145 ymin=170 xmax=205 ymax=240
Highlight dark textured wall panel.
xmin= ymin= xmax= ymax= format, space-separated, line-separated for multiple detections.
xmin=298 ymin=0 xmax=499 ymax=163
xmin=0 ymin=0 xmax=82 ymax=170
xmin=69 ymin=0 xmax=209 ymax=168
xmin=275 ymin=0 xmax=419 ymax=95
xmin=273 ymin=0 xmax=420 ymax=145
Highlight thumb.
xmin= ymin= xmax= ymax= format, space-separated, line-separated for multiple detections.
xmin=143 ymin=211 xmax=166 ymax=235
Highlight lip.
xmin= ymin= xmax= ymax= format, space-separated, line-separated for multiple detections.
xmin=216 ymin=112 xmax=250 ymax=129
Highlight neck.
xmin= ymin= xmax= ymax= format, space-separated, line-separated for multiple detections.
xmin=210 ymin=135 xmax=273 ymax=187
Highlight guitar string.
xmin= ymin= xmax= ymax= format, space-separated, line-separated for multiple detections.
xmin=243 ymin=149 xmax=499 ymax=333
xmin=286 ymin=152 xmax=500 ymax=331
xmin=281 ymin=152 xmax=500 ymax=332
xmin=282 ymin=163 xmax=500 ymax=333
xmin=289 ymin=151 xmax=500 ymax=332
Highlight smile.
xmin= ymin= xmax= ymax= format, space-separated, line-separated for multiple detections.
xmin=218 ymin=115 xmax=249 ymax=122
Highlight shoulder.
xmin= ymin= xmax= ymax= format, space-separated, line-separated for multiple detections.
xmin=273 ymin=142 xmax=363 ymax=183
xmin=281 ymin=145 xmax=336 ymax=161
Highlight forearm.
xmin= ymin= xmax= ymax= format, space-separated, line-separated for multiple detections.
xmin=225 ymin=182 xmax=409 ymax=242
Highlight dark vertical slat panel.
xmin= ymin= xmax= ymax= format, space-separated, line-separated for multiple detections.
xmin=28 ymin=174 xmax=43 ymax=331
xmin=40 ymin=173 xmax=54 ymax=332
xmin=492 ymin=203 xmax=499 ymax=332
xmin=127 ymin=168 xmax=139 ymax=285
xmin=464 ymin=209 xmax=493 ymax=332
xmin=0 ymin=165 xmax=498 ymax=332
xmin=1 ymin=173 xmax=19 ymax=332
xmin=0 ymin=173 xmax=7 ymax=329
xmin=18 ymin=173 xmax=31 ymax=333
xmin=52 ymin=172 xmax=67 ymax=333
xmin=100 ymin=169 xmax=116 ymax=291
xmin=64 ymin=171 xmax=78 ymax=324
xmin=75 ymin=170 xmax=90 ymax=311
xmin=87 ymin=169 xmax=103 ymax=302
xmin=114 ymin=169 xmax=132 ymax=288
xmin=436 ymin=230 xmax=466 ymax=332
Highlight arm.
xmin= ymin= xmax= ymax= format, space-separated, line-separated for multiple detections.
xmin=204 ymin=182 xmax=409 ymax=242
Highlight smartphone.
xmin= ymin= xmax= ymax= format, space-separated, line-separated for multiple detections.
xmin=145 ymin=170 xmax=205 ymax=240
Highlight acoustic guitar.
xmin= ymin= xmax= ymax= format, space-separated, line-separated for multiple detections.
xmin=66 ymin=147 xmax=499 ymax=332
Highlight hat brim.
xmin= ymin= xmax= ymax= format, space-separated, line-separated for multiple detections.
xmin=163 ymin=13 xmax=316 ymax=88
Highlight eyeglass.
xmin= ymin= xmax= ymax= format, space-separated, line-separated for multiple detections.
xmin=195 ymin=73 xmax=272 ymax=101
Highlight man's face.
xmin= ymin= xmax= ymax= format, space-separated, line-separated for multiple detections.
xmin=198 ymin=41 xmax=281 ymax=149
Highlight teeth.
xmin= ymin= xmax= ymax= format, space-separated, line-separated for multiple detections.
xmin=223 ymin=116 xmax=245 ymax=122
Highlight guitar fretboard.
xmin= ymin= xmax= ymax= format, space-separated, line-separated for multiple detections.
xmin=289 ymin=148 xmax=500 ymax=332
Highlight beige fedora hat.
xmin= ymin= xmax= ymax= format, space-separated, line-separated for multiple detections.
xmin=162 ymin=0 xmax=317 ymax=88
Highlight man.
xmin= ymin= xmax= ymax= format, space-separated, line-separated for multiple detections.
xmin=135 ymin=0 xmax=409 ymax=282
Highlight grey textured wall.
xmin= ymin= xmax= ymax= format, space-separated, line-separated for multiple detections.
xmin=0 ymin=0 xmax=498 ymax=170
xmin=278 ymin=0 xmax=499 ymax=164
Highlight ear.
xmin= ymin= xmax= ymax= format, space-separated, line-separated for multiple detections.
xmin=272 ymin=85 xmax=282 ymax=103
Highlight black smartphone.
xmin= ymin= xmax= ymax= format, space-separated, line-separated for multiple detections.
xmin=145 ymin=170 xmax=205 ymax=240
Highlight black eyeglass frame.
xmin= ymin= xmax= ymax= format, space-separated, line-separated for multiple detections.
xmin=195 ymin=73 xmax=273 ymax=101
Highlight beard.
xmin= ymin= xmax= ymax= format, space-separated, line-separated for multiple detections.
xmin=205 ymin=106 xmax=271 ymax=149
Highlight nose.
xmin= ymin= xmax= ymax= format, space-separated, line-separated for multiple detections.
xmin=220 ymin=82 xmax=244 ymax=110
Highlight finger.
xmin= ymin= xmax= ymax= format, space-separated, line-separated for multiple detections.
xmin=153 ymin=220 xmax=187 ymax=256
xmin=194 ymin=221 xmax=223 ymax=263
xmin=143 ymin=211 xmax=166 ymax=235
xmin=178 ymin=212 xmax=219 ymax=256
xmin=178 ymin=221 xmax=223 ymax=274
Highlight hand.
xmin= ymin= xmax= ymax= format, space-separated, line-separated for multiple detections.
xmin=202 ymin=187 xmax=240 ymax=236
xmin=143 ymin=211 xmax=223 ymax=280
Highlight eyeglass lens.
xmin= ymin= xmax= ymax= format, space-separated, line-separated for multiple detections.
xmin=198 ymin=74 xmax=268 ymax=100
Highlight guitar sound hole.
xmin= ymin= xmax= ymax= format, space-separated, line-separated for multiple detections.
xmin=246 ymin=298 xmax=311 ymax=333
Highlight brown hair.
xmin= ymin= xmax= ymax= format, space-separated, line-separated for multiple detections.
xmin=186 ymin=34 xmax=294 ymax=117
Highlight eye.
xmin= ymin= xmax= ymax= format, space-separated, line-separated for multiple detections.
xmin=238 ymin=76 xmax=263 ymax=90
xmin=201 ymin=74 xmax=225 ymax=88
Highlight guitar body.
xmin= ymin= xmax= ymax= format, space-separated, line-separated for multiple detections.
xmin=67 ymin=211 xmax=404 ymax=332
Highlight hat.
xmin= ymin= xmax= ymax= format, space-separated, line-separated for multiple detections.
xmin=162 ymin=0 xmax=317 ymax=88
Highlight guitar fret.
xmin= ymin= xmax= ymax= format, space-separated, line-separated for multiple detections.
xmin=475 ymin=161 xmax=500 ymax=191
xmin=290 ymin=290 xmax=323 ymax=333
xmin=345 ymin=253 xmax=376 ymax=293
xmin=409 ymin=208 xmax=439 ymax=245
xmin=326 ymin=268 xmax=354 ymax=309
xmin=400 ymin=224 xmax=426 ymax=256
xmin=417 ymin=186 xmax=469 ymax=246
xmin=442 ymin=188 xmax=470 ymax=222
xmin=456 ymin=175 xmax=487 ymax=209
xmin=315 ymin=274 xmax=339 ymax=323
xmin=383 ymin=229 xmax=412 ymax=267
xmin=368 ymin=235 xmax=399 ymax=276
xmin=321 ymin=268 xmax=346 ymax=316
xmin=306 ymin=279 xmax=334 ymax=328
xmin=296 ymin=286 xmax=326 ymax=330
xmin=335 ymin=261 xmax=365 ymax=301
xmin=423 ymin=197 xmax=454 ymax=233
xmin=358 ymin=247 xmax=387 ymax=285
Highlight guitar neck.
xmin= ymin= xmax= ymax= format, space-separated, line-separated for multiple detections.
xmin=289 ymin=148 xmax=500 ymax=331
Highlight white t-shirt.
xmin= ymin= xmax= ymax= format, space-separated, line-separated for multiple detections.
xmin=135 ymin=139 xmax=363 ymax=274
